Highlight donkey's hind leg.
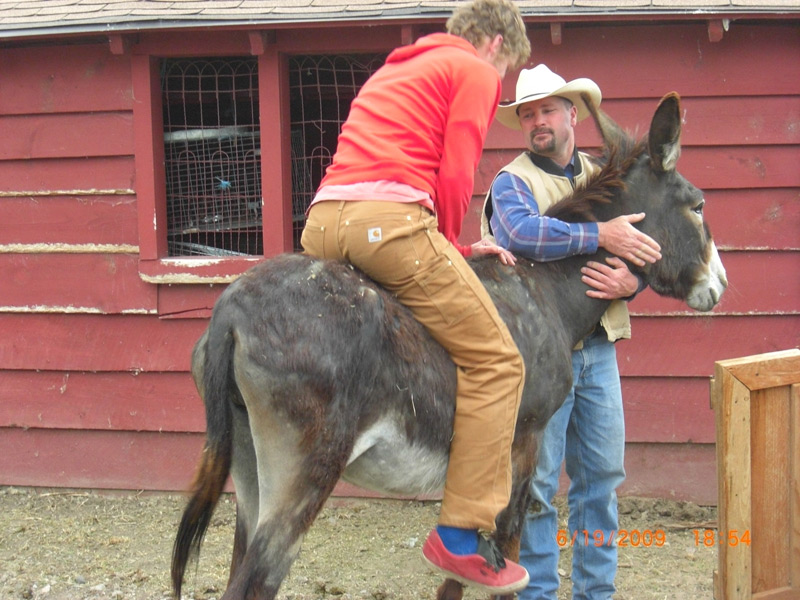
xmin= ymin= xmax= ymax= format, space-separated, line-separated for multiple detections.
xmin=222 ymin=375 xmax=353 ymax=600
xmin=227 ymin=401 xmax=260 ymax=585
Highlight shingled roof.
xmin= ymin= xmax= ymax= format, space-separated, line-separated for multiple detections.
xmin=1 ymin=0 xmax=797 ymax=40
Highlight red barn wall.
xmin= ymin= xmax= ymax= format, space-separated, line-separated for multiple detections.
xmin=0 ymin=19 xmax=798 ymax=505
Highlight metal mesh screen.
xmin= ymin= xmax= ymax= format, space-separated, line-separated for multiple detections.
xmin=288 ymin=54 xmax=386 ymax=250
xmin=162 ymin=58 xmax=262 ymax=257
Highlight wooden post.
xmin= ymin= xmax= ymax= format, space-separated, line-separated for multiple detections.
xmin=711 ymin=349 xmax=800 ymax=600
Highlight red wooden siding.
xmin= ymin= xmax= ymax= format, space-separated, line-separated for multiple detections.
xmin=0 ymin=314 xmax=206 ymax=372
xmin=0 ymin=254 xmax=157 ymax=312
xmin=0 ymin=18 xmax=798 ymax=504
xmin=485 ymin=96 xmax=800 ymax=149
xmin=0 ymin=371 xmax=204 ymax=433
xmin=0 ymin=112 xmax=134 ymax=160
xmin=0 ymin=195 xmax=139 ymax=246
xmin=0 ymin=156 xmax=135 ymax=191
xmin=0 ymin=429 xmax=719 ymax=504
xmin=517 ymin=21 xmax=800 ymax=99
xmin=475 ymin=146 xmax=800 ymax=195
xmin=0 ymin=44 xmax=133 ymax=115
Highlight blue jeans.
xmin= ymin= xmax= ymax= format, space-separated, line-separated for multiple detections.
xmin=518 ymin=330 xmax=626 ymax=600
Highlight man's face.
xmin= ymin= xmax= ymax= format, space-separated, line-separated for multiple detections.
xmin=517 ymin=97 xmax=577 ymax=160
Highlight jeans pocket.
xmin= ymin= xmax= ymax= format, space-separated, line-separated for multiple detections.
xmin=300 ymin=221 xmax=329 ymax=258
xmin=345 ymin=216 xmax=421 ymax=281
xmin=413 ymin=253 xmax=473 ymax=326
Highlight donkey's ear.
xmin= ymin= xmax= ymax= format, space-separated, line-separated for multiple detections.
xmin=649 ymin=92 xmax=682 ymax=172
xmin=581 ymin=92 xmax=625 ymax=149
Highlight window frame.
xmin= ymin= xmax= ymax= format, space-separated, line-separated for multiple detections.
xmin=131 ymin=36 xmax=291 ymax=284
xmin=130 ymin=26 xmax=414 ymax=285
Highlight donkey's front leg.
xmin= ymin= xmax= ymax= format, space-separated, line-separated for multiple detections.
xmin=487 ymin=517 xmax=526 ymax=600
xmin=436 ymin=579 xmax=465 ymax=600
xmin=436 ymin=433 xmax=538 ymax=600
xmin=489 ymin=432 xmax=539 ymax=600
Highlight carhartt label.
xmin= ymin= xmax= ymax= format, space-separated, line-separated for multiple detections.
xmin=368 ymin=227 xmax=382 ymax=243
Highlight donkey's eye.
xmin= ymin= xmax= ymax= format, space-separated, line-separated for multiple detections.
xmin=692 ymin=200 xmax=705 ymax=215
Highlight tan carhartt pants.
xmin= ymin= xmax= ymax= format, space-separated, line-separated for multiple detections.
xmin=301 ymin=200 xmax=525 ymax=531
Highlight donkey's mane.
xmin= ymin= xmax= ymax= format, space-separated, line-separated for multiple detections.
xmin=544 ymin=131 xmax=648 ymax=224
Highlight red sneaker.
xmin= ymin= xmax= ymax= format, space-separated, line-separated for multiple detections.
xmin=422 ymin=530 xmax=530 ymax=594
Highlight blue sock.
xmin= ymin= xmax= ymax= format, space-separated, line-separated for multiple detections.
xmin=436 ymin=525 xmax=478 ymax=555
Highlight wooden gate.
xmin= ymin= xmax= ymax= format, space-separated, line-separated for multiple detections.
xmin=711 ymin=349 xmax=800 ymax=599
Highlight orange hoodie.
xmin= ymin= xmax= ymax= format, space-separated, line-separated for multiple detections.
xmin=318 ymin=33 xmax=502 ymax=256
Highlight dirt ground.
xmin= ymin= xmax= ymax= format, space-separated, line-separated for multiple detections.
xmin=0 ymin=487 xmax=719 ymax=600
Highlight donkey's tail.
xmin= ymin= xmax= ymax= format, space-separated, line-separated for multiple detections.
xmin=171 ymin=313 xmax=237 ymax=598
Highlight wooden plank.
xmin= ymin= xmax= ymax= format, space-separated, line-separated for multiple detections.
xmin=0 ymin=428 xmax=204 ymax=491
xmin=0 ymin=112 xmax=134 ymax=160
xmin=476 ymin=146 xmax=800 ymax=195
xmin=518 ymin=22 xmax=800 ymax=100
xmin=615 ymin=442 xmax=717 ymax=505
xmin=622 ymin=377 xmax=715 ymax=444
xmin=0 ymin=369 xmax=711 ymax=443
xmin=703 ymin=189 xmax=800 ymax=252
xmin=753 ymin=589 xmax=800 ymax=600
xmin=135 ymin=28 xmax=253 ymax=57
xmin=627 ymin=252 xmax=800 ymax=317
xmin=668 ymin=147 xmax=800 ymax=191
xmin=0 ymin=156 xmax=134 ymax=194
xmin=792 ymin=384 xmax=800 ymax=592
xmin=0 ymin=44 xmax=133 ymax=115
xmin=259 ymin=48 xmax=293 ymax=256
xmin=478 ymin=442 xmax=717 ymax=504
xmin=751 ymin=386 xmax=792 ymax=593
xmin=717 ymin=349 xmax=800 ymax=391
xmin=269 ymin=24 xmax=408 ymax=54
xmin=712 ymin=352 xmax=800 ymax=599
xmin=138 ymin=256 xmax=263 ymax=284
xmin=0 ymin=371 xmax=204 ymax=433
xmin=0 ymin=254 xmax=157 ymax=314
xmin=0 ymin=314 xmax=207 ymax=372
xmin=617 ymin=316 xmax=800 ymax=378
xmin=0 ymin=313 xmax=796 ymax=377
xmin=485 ymin=96 xmax=800 ymax=150
xmin=715 ymin=367 xmax=753 ymax=599
xmin=157 ymin=282 xmax=226 ymax=319
xmin=0 ymin=426 xmax=717 ymax=502
xmin=131 ymin=53 xmax=168 ymax=261
xmin=464 ymin=187 xmax=800 ymax=254
xmin=0 ymin=194 xmax=138 ymax=246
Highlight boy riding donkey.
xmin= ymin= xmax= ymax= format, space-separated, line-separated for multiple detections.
xmin=301 ymin=0 xmax=533 ymax=594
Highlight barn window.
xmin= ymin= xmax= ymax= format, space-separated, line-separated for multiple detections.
xmin=134 ymin=48 xmax=391 ymax=282
xmin=159 ymin=54 xmax=386 ymax=256
xmin=287 ymin=54 xmax=386 ymax=250
xmin=161 ymin=57 xmax=262 ymax=257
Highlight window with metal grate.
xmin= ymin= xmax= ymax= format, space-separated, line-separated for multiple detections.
xmin=287 ymin=54 xmax=386 ymax=250
xmin=161 ymin=57 xmax=262 ymax=257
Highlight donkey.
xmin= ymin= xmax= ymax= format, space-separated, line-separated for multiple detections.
xmin=171 ymin=92 xmax=727 ymax=600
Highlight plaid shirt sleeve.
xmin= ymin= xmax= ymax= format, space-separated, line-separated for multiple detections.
xmin=489 ymin=171 xmax=599 ymax=261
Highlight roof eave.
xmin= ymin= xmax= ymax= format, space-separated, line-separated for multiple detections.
xmin=0 ymin=9 xmax=796 ymax=43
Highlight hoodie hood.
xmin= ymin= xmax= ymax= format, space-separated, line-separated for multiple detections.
xmin=386 ymin=32 xmax=478 ymax=65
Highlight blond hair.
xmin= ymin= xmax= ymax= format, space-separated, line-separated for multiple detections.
xmin=447 ymin=0 xmax=531 ymax=69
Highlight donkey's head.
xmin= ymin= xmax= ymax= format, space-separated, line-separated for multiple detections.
xmin=586 ymin=92 xmax=728 ymax=311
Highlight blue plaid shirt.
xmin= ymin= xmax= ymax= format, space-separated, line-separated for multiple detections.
xmin=489 ymin=158 xmax=599 ymax=262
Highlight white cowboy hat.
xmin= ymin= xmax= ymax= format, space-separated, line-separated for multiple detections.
xmin=495 ymin=64 xmax=602 ymax=130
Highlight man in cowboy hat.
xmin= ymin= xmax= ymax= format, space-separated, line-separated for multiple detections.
xmin=481 ymin=64 xmax=661 ymax=599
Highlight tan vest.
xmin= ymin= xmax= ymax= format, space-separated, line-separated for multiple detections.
xmin=481 ymin=151 xmax=632 ymax=345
